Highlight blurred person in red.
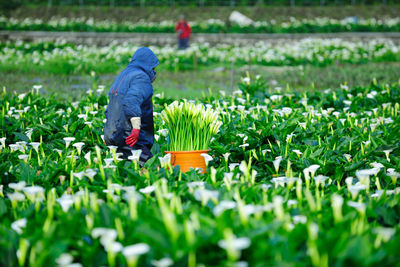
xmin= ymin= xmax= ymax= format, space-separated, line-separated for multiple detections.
xmin=175 ymin=15 xmax=191 ymax=49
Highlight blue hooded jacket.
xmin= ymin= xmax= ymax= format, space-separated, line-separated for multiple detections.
xmin=104 ymin=47 xmax=159 ymax=154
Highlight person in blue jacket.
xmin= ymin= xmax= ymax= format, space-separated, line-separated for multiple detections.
xmin=104 ymin=47 xmax=159 ymax=165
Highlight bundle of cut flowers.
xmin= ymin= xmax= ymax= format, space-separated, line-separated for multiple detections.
xmin=160 ymin=100 xmax=222 ymax=151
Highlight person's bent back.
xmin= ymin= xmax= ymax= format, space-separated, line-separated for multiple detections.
xmin=104 ymin=47 xmax=159 ymax=165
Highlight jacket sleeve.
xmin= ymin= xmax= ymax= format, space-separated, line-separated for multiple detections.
xmin=122 ymin=74 xmax=152 ymax=119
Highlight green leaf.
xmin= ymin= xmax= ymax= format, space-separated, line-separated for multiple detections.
xmin=374 ymin=205 xmax=399 ymax=227
xmin=344 ymin=161 xmax=364 ymax=172
xmin=0 ymin=199 xmax=7 ymax=217
xmin=12 ymin=132 xmax=29 ymax=142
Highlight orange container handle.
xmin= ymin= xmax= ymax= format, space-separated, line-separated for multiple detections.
xmin=171 ymin=153 xmax=176 ymax=165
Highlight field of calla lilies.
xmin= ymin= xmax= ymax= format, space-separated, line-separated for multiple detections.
xmin=1 ymin=39 xmax=399 ymax=74
xmin=1 ymin=16 xmax=400 ymax=34
xmin=1 ymin=75 xmax=399 ymax=266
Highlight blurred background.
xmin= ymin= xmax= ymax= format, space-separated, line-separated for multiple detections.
xmin=0 ymin=0 xmax=399 ymax=100
xmin=2 ymin=0 xmax=398 ymax=7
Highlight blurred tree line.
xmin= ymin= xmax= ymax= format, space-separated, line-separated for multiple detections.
xmin=1 ymin=0 xmax=396 ymax=12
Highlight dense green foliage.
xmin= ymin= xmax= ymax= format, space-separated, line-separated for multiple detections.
xmin=0 ymin=76 xmax=399 ymax=266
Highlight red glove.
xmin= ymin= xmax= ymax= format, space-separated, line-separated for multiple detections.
xmin=126 ymin=128 xmax=140 ymax=147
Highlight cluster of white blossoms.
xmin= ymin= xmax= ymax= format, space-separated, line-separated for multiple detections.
xmin=1 ymin=16 xmax=399 ymax=32
xmin=1 ymin=39 xmax=399 ymax=72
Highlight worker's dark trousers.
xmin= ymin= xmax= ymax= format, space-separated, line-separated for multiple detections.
xmin=178 ymin=38 xmax=189 ymax=49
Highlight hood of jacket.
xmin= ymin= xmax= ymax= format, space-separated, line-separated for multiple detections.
xmin=128 ymin=47 xmax=159 ymax=82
